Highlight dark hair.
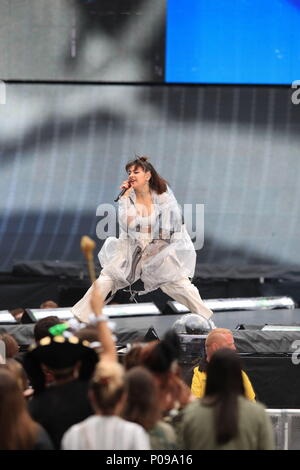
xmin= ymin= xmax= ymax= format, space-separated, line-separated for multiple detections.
xmin=0 ymin=369 xmax=38 ymax=449
xmin=33 ymin=316 xmax=63 ymax=342
xmin=123 ymin=344 xmax=143 ymax=370
xmin=204 ymin=349 xmax=245 ymax=445
xmin=125 ymin=156 xmax=168 ymax=194
xmin=48 ymin=365 xmax=79 ymax=381
xmin=9 ymin=308 xmax=25 ymax=319
xmin=123 ymin=367 xmax=160 ymax=431
xmin=139 ymin=331 xmax=190 ymax=411
xmin=140 ymin=330 xmax=181 ymax=374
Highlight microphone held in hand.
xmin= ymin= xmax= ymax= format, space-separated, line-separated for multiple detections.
xmin=114 ymin=181 xmax=131 ymax=202
xmin=114 ymin=187 xmax=127 ymax=202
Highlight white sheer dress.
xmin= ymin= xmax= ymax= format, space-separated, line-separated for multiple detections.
xmin=72 ymin=186 xmax=213 ymax=321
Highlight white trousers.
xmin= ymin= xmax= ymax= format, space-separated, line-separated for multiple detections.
xmin=71 ymin=274 xmax=213 ymax=323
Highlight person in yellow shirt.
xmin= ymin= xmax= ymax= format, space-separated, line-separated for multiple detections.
xmin=191 ymin=328 xmax=255 ymax=401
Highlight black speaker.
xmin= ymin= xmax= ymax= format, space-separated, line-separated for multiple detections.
xmin=144 ymin=327 xmax=160 ymax=342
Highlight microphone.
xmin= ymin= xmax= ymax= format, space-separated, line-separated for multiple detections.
xmin=114 ymin=182 xmax=131 ymax=202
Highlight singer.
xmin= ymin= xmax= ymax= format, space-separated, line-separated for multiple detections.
xmin=72 ymin=156 xmax=213 ymax=322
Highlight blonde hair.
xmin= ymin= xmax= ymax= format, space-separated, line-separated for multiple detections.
xmin=91 ymin=361 xmax=125 ymax=415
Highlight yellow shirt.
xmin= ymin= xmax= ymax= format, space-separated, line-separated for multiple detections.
xmin=191 ymin=367 xmax=256 ymax=401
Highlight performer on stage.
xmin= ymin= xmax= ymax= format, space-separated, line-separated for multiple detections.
xmin=72 ymin=156 xmax=213 ymax=323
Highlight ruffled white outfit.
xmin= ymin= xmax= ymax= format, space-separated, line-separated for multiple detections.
xmin=72 ymin=186 xmax=213 ymax=322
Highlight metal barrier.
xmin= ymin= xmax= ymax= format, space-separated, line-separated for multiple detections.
xmin=266 ymin=409 xmax=300 ymax=450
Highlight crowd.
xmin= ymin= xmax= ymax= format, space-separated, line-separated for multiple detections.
xmin=0 ymin=285 xmax=275 ymax=450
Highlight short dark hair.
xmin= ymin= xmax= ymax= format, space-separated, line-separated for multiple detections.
xmin=33 ymin=316 xmax=63 ymax=342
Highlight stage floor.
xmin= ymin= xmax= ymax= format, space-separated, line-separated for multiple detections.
xmin=1 ymin=308 xmax=299 ymax=344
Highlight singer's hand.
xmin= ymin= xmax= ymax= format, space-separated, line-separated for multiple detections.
xmin=120 ymin=180 xmax=132 ymax=198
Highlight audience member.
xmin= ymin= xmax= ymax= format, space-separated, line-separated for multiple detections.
xmin=10 ymin=308 xmax=25 ymax=322
xmin=191 ymin=328 xmax=255 ymax=401
xmin=123 ymin=343 xmax=143 ymax=370
xmin=24 ymin=334 xmax=97 ymax=449
xmin=40 ymin=300 xmax=59 ymax=309
xmin=0 ymin=368 xmax=53 ymax=450
xmin=140 ymin=331 xmax=194 ymax=413
xmin=33 ymin=316 xmax=63 ymax=342
xmin=123 ymin=366 xmax=177 ymax=450
xmin=0 ymin=333 xmax=19 ymax=359
xmin=62 ymin=361 xmax=150 ymax=450
xmin=180 ymin=349 xmax=274 ymax=450
xmin=5 ymin=358 xmax=32 ymax=397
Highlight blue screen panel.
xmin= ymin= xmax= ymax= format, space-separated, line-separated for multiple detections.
xmin=166 ymin=0 xmax=300 ymax=84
